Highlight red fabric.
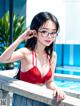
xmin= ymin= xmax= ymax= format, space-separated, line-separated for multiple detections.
xmin=20 ymin=51 xmax=52 ymax=84
xmin=20 ymin=66 xmax=52 ymax=84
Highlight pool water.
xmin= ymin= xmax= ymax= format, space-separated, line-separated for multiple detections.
xmin=55 ymin=67 xmax=80 ymax=93
xmin=55 ymin=68 xmax=80 ymax=76
xmin=54 ymin=79 xmax=80 ymax=93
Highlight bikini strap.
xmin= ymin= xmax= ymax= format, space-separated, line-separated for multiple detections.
xmin=32 ymin=51 xmax=37 ymax=66
xmin=32 ymin=51 xmax=34 ymax=66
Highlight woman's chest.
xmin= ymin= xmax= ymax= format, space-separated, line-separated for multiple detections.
xmin=21 ymin=54 xmax=50 ymax=77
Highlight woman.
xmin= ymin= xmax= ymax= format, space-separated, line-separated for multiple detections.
xmin=0 ymin=12 xmax=65 ymax=106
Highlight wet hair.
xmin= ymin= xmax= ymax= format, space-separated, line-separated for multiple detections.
xmin=25 ymin=11 xmax=60 ymax=59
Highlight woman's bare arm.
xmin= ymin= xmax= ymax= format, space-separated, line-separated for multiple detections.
xmin=0 ymin=29 xmax=35 ymax=63
xmin=0 ymin=38 xmax=24 ymax=63
xmin=46 ymin=51 xmax=57 ymax=90
xmin=46 ymin=52 xmax=65 ymax=99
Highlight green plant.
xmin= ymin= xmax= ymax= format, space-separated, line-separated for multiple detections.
xmin=0 ymin=11 xmax=25 ymax=70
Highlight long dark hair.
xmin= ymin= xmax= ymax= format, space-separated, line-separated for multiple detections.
xmin=25 ymin=12 xmax=60 ymax=59
xmin=15 ymin=12 xmax=60 ymax=79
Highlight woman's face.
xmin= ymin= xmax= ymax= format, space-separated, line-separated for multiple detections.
xmin=36 ymin=20 xmax=57 ymax=47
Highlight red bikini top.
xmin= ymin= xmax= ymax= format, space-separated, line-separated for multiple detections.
xmin=20 ymin=51 xmax=52 ymax=84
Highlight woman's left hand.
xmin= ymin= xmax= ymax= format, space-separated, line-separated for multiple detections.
xmin=53 ymin=87 xmax=66 ymax=101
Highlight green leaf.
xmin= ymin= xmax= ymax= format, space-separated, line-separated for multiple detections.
xmin=0 ymin=10 xmax=25 ymax=70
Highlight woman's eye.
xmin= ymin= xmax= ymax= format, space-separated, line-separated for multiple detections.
xmin=51 ymin=32 xmax=56 ymax=34
xmin=42 ymin=31 xmax=47 ymax=34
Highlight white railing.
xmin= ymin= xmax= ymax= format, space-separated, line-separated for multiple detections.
xmin=0 ymin=70 xmax=80 ymax=106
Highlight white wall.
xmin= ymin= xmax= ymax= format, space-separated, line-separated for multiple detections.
xmin=65 ymin=1 xmax=80 ymax=42
xmin=26 ymin=0 xmax=80 ymax=44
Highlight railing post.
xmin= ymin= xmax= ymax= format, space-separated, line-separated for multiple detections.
xmin=0 ymin=90 xmax=10 ymax=106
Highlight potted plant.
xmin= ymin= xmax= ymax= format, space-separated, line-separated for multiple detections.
xmin=0 ymin=11 xmax=25 ymax=70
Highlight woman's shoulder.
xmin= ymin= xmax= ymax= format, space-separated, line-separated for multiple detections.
xmin=51 ymin=51 xmax=57 ymax=58
xmin=17 ymin=47 xmax=32 ymax=55
xmin=53 ymin=51 xmax=57 ymax=57
xmin=50 ymin=51 xmax=57 ymax=64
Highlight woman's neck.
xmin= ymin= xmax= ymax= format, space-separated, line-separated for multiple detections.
xmin=35 ymin=44 xmax=45 ymax=56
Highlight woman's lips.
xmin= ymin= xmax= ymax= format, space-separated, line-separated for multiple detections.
xmin=45 ymin=40 xmax=51 ymax=43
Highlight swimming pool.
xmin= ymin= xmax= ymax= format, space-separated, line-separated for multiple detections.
xmin=54 ymin=67 xmax=80 ymax=97
xmin=54 ymin=78 xmax=80 ymax=93
xmin=55 ymin=66 xmax=80 ymax=76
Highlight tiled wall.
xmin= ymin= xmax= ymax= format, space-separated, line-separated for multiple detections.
xmin=55 ymin=44 xmax=80 ymax=67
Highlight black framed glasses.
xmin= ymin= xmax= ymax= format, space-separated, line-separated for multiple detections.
xmin=38 ymin=29 xmax=58 ymax=38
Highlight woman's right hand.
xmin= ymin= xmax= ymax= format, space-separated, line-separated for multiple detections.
xmin=18 ymin=29 xmax=37 ymax=42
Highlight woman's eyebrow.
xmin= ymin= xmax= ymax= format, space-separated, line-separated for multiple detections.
xmin=41 ymin=27 xmax=57 ymax=31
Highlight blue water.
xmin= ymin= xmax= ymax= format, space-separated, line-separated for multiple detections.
xmin=55 ymin=68 xmax=80 ymax=76
xmin=54 ymin=79 xmax=80 ymax=93
xmin=55 ymin=68 xmax=80 ymax=93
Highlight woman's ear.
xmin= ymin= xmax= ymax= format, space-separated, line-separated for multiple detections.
xmin=33 ymin=30 xmax=37 ymax=37
xmin=34 ymin=34 xmax=37 ymax=38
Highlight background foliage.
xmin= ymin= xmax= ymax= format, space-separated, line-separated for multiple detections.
xmin=0 ymin=11 xmax=25 ymax=70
